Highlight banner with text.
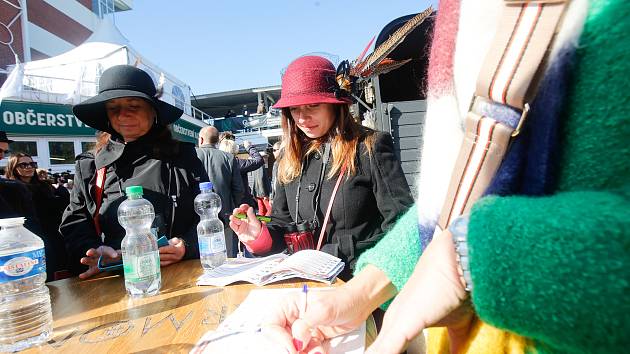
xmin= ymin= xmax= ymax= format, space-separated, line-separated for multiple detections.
xmin=0 ymin=100 xmax=96 ymax=136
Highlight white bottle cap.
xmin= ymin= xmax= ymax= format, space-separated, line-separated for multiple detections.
xmin=0 ymin=217 xmax=26 ymax=228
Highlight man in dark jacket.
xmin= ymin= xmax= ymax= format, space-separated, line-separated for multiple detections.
xmin=196 ymin=126 xmax=244 ymax=257
xmin=236 ymin=140 xmax=264 ymax=209
xmin=251 ymin=151 xmax=272 ymax=216
xmin=270 ymin=141 xmax=282 ymax=202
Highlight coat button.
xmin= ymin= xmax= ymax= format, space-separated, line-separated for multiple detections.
xmin=313 ymin=153 xmax=321 ymax=160
xmin=307 ymin=182 xmax=316 ymax=192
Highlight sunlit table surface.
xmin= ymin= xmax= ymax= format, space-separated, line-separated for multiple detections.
xmin=21 ymin=259 xmax=374 ymax=354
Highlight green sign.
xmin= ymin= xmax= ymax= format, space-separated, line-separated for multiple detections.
xmin=1 ymin=100 xmax=205 ymax=143
xmin=0 ymin=100 xmax=97 ymax=136
xmin=171 ymin=118 xmax=203 ymax=144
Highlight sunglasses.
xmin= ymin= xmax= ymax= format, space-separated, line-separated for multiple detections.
xmin=17 ymin=162 xmax=38 ymax=169
xmin=0 ymin=149 xmax=10 ymax=154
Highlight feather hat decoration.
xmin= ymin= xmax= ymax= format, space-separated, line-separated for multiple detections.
xmin=335 ymin=5 xmax=433 ymax=97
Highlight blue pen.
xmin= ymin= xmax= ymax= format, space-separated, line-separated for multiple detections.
xmin=302 ymin=284 xmax=308 ymax=314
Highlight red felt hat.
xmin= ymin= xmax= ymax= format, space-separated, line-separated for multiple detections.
xmin=273 ymin=56 xmax=352 ymax=108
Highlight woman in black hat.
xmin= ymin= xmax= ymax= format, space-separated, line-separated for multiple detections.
xmin=59 ymin=65 xmax=208 ymax=279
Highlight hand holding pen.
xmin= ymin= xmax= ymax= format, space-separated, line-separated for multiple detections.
xmin=228 ymin=204 xmax=264 ymax=245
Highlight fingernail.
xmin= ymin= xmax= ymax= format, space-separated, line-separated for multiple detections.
xmin=314 ymin=352 xmax=322 ymax=354
xmin=292 ymin=338 xmax=303 ymax=351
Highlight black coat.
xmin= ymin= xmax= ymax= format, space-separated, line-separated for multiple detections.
xmin=267 ymin=132 xmax=414 ymax=279
xmin=59 ymin=129 xmax=209 ymax=275
xmin=251 ymin=165 xmax=271 ymax=198
xmin=237 ymin=146 xmax=264 ymax=207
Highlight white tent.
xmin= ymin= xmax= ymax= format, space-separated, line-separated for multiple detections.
xmin=0 ymin=20 xmax=193 ymax=116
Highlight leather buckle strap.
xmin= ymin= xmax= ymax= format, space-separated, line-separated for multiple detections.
xmin=436 ymin=112 xmax=513 ymax=231
xmin=468 ymin=96 xmax=531 ymax=138
xmin=476 ymin=0 xmax=568 ymax=109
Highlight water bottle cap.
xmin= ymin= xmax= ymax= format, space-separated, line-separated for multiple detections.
xmin=200 ymin=182 xmax=213 ymax=191
xmin=0 ymin=217 xmax=25 ymax=227
xmin=125 ymin=185 xmax=144 ymax=197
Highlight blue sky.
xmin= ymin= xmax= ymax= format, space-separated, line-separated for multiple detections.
xmin=115 ymin=0 xmax=438 ymax=95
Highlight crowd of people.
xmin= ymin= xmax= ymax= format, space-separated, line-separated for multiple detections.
xmin=0 ymin=0 xmax=627 ymax=352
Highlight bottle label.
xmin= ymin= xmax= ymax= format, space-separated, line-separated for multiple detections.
xmin=199 ymin=232 xmax=226 ymax=256
xmin=123 ymin=251 xmax=160 ymax=283
xmin=0 ymin=248 xmax=46 ymax=283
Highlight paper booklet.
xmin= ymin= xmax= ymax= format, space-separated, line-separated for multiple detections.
xmin=196 ymin=250 xmax=345 ymax=287
xmin=190 ymin=288 xmax=365 ymax=354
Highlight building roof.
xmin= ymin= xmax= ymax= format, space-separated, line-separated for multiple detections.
xmin=192 ymin=86 xmax=281 ymax=119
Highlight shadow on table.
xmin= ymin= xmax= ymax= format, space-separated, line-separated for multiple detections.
xmin=47 ymin=273 xmax=127 ymax=322
xmin=130 ymin=343 xmax=195 ymax=353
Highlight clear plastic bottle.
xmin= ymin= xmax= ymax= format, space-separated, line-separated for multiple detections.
xmin=194 ymin=182 xmax=227 ymax=270
xmin=118 ymin=186 xmax=161 ymax=297
xmin=0 ymin=217 xmax=52 ymax=352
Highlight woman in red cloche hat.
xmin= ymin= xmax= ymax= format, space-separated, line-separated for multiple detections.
xmin=229 ymin=55 xmax=413 ymax=280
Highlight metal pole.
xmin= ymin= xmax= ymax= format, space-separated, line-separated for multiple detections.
xmin=20 ymin=0 xmax=30 ymax=61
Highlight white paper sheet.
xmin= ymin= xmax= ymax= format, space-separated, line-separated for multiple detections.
xmin=197 ymin=250 xmax=344 ymax=287
xmin=191 ymin=288 xmax=365 ymax=354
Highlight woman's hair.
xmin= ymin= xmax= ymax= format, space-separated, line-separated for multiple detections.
xmin=219 ymin=139 xmax=238 ymax=155
xmin=6 ymin=152 xmax=38 ymax=183
xmin=278 ymin=104 xmax=376 ymax=184
xmin=94 ymin=131 xmax=111 ymax=152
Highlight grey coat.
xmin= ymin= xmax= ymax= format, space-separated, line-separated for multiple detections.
xmin=196 ymin=145 xmax=245 ymax=257
xmin=195 ymin=144 xmax=244 ymax=218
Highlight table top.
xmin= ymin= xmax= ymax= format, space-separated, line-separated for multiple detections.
xmin=23 ymin=259 xmax=350 ymax=354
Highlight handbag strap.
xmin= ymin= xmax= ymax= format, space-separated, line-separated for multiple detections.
xmin=93 ymin=166 xmax=106 ymax=240
xmin=316 ymin=164 xmax=346 ymax=251
xmin=435 ymin=0 xmax=569 ymax=235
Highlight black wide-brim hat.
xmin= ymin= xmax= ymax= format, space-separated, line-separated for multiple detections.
xmin=73 ymin=65 xmax=183 ymax=133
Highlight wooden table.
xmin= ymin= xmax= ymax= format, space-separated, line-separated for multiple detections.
xmin=23 ymin=259 xmax=362 ymax=354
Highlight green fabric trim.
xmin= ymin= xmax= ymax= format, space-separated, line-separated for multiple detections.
xmin=557 ymin=0 xmax=630 ymax=193
xmin=354 ymin=205 xmax=421 ymax=310
xmin=468 ymin=188 xmax=630 ymax=353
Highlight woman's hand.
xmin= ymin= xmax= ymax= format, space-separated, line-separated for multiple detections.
xmin=263 ymin=265 xmax=396 ymax=353
xmin=262 ymin=287 xmax=369 ymax=353
xmin=159 ymin=237 xmax=186 ymax=266
xmin=365 ymin=230 xmax=471 ymax=354
xmin=228 ymin=204 xmax=262 ymax=244
xmin=79 ymin=245 xmax=121 ymax=279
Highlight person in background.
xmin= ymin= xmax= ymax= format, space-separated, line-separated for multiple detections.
xmin=251 ymin=151 xmax=272 ymax=216
xmin=229 ymin=55 xmax=413 ymax=280
xmin=36 ymin=168 xmax=49 ymax=182
xmin=270 ymin=141 xmax=282 ymax=204
xmin=0 ymin=131 xmax=11 ymax=164
xmin=0 ymin=132 xmax=36 ymax=229
xmin=51 ymin=175 xmax=70 ymax=206
xmin=6 ymin=153 xmax=68 ymax=280
xmin=219 ymin=137 xmax=264 ymax=209
xmin=196 ymin=126 xmax=244 ymax=257
xmin=59 ymin=65 xmax=208 ymax=279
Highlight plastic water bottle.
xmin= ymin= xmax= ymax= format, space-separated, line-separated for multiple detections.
xmin=0 ymin=217 xmax=52 ymax=352
xmin=194 ymin=182 xmax=227 ymax=270
xmin=118 ymin=186 xmax=161 ymax=297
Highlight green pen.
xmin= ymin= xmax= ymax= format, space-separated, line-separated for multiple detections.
xmin=234 ymin=213 xmax=272 ymax=223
